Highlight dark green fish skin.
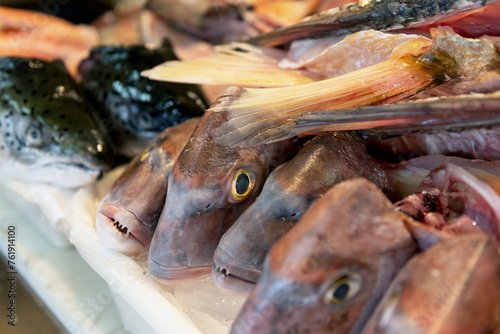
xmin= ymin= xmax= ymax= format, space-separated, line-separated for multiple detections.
xmin=79 ymin=42 xmax=208 ymax=158
xmin=0 ymin=57 xmax=114 ymax=188
xmin=248 ymin=0 xmax=495 ymax=47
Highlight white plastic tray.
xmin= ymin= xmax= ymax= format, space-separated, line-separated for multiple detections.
xmin=0 ymin=168 xmax=247 ymax=334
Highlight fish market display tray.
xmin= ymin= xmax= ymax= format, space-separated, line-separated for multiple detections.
xmin=0 ymin=168 xmax=246 ymax=334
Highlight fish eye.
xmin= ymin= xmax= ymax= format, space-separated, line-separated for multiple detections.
xmin=24 ymin=124 xmax=43 ymax=147
xmin=230 ymin=168 xmax=255 ymax=203
xmin=136 ymin=112 xmax=154 ymax=130
xmin=323 ymin=272 xmax=362 ymax=305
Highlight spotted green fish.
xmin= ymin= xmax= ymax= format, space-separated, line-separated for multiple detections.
xmin=79 ymin=42 xmax=208 ymax=158
xmin=0 ymin=57 xmax=114 ymax=188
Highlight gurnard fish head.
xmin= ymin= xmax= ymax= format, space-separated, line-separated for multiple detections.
xmin=148 ymin=109 xmax=300 ymax=282
xmin=362 ymin=234 xmax=500 ymax=334
xmin=214 ymin=131 xmax=389 ymax=293
xmin=79 ymin=42 xmax=207 ymax=158
xmin=0 ymin=58 xmax=114 ymax=188
xmin=96 ymin=118 xmax=199 ymax=256
xmin=231 ymin=178 xmax=417 ymax=334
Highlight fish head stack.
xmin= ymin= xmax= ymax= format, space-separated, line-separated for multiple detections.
xmin=362 ymin=234 xmax=500 ymax=334
xmin=148 ymin=108 xmax=300 ymax=282
xmin=231 ymin=178 xmax=417 ymax=334
xmin=96 ymin=118 xmax=199 ymax=256
xmin=79 ymin=42 xmax=207 ymax=158
xmin=214 ymin=131 xmax=390 ymax=293
xmin=0 ymin=57 xmax=114 ymax=188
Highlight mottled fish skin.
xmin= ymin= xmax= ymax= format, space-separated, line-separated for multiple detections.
xmin=362 ymin=234 xmax=500 ymax=334
xmin=248 ymin=0 xmax=497 ymax=47
xmin=147 ymin=108 xmax=302 ymax=283
xmin=96 ymin=117 xmax=199 ymax=256
xmin=79 ymin=42 xmax=208 ymax=158
xmin=231 ymin=178 xmax=417 ymax=334
xmin=213 ymin=131 xmax=390 ymax=293
xmin=0 ymin=57 xmax=114 ymax=188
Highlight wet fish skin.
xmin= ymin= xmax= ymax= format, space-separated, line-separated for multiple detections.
xmin=79 ymin=42 xmax=208 ymax=158
xmin=213 ymin=131 xmax=390 ymax=293
xmin=0 ymin=57 xmax=114 ymax=188
xmin=96 ymin=117 xmax=199 ymax=256
xmin=248 ymin=0 xmax=495 ymax=47
xmin=231 ymin=178 xmax=417 ymax=334
xmin=362 ymin=234 xmax=500 ymax=334
xmin=147 ymin=108 xmax=302 ymax=282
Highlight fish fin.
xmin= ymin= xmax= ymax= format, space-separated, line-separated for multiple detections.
xmin=210 ymin=42 xmax=434 ymax=147
xmin=286 ymin=93 xmax=500 ymax=140
xmin=141 ymin=42 xmax=322 ymax=87
xmin=401 ymin=214 xmax=445 ymax=251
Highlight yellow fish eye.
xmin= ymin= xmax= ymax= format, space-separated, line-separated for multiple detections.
xmin=323 ymin=272 xmax=362 ymax=305
xmin=231 ymin=168 xmax=255 ymax=202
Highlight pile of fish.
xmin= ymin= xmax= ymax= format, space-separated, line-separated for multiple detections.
xmin=0 ymin=5 xmax=209 ymax=187
xmin=3 ymin=0 xmax=500 ymax=333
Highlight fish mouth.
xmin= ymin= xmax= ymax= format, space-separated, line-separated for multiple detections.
xmin=212 ymin=247 xmax=261 ymax=293
xmin=212 ymin=264 xmax=257 ymax=294
xmin=4 ymin=159 xmax=105 ymax=188
xmin=147 ymin=257 xmax=212 ymax=283
xmin=96 ymin=204 xmax=147 ymax=256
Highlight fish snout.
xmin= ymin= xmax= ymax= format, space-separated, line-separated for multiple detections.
xmin=65 ymin=129 xmax=115 ymax=171
xmin=230 ymin=279 xmax=289 ymax=334
xmin=148 ymin=211 xmax=220 ymax=282
xmin=96 ymin=203 xmax=148 ymax=256
xmin=216 ymin=205 xmax=297 ymax=279
xmin=212 ymin=246 xmax=262 ymax=293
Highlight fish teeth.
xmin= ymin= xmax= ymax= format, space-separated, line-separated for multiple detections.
xmin=112 ymin=220 xmax=129 ymax=236
xmin=215 ymin=265 xmax=229 ymax=277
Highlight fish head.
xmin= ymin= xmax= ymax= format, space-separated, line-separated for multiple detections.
xmin=79 ymin=43 xmax=207 ymax=158
xmin=148 ymin=109 xmax=288 ymax=282
xmin=0 ymin=58 xmax=114 ymax=188
xmin=363 ymin=234 xmax=500 ymax=334
xmin=231 ymin=178 xmax=417 ymax=334
xmin=213 ymin=170 xmax=312 ymax=293
xmin=96 ymin=118 xmax=199 ymax=255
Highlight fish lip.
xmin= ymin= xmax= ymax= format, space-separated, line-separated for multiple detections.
xmin=212 ymin=247 xmax=261 ymax=292
xmin=211 ymin=264 xmax=256 ymax=294
xmin=38 ymin=160 xmax=105 ymax=174
xmin=96 ymin=204 xmax=148 ymax=256
xmin=147 ymin=257 xmax=212 ymax=283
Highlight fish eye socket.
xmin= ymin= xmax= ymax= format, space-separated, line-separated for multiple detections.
xmin=136 ymin=112 xmax=154 ymax=130
xmin=24 ymin=125 xmax=43 ymax=147
xmin=323 ymin=272 xmax=362 ymax=305
xmin=230 ymin=168 xmax=255 ymax=203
